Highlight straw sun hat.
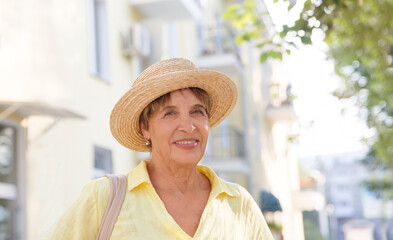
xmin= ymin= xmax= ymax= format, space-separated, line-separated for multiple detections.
xmin=110 ymin=58 xmax=238 ymax=152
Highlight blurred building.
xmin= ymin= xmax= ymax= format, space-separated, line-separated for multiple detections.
xmin=0 ymin=0 xmax=303 ymax=239
xmin=343 ymin=219 xmax=374 ymax=240
xmin=305 ymin=151 xmax=393 ymax=240
xmin=298 ymin=165 xmax=327 ymax=240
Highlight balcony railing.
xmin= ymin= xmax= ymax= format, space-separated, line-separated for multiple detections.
xmin=129 ymin=0 xmax=202 ymax=21
xmin=268 ymin=83 xmax=292 ymax=107
xmin=266 ymin=83 xmax=296 ymax=122
xmin=196 ymin=23 xmax=243 ymax=76
xmin=203 ymin=126 xmax=245 ymax=161
xmin=198 ymin=23 xmax=241 ymax=60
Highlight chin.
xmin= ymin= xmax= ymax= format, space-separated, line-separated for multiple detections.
xmin=174 ymin=152 xmax=204 ymax=165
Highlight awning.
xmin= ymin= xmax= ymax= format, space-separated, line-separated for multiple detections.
xmin=260 ymin=190 xmax=282 ymax=212
xmin=0 ymin=101 xmax=85 ymax=121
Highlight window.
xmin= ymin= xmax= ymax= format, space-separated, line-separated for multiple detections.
xmin=337 ymin=184 xmax=349 ymax=191
xmin=220 ymin=119 xmax=230 ymax=151
xmin=93 ymin=146 xmax=113 ymax=179
xmin=0 ymin=125 xmax=18 ymax=240
xmin=167 ymin=21 xmax=179 ymax=58
xmin=338 ymin=201 xmax=349 ymax=208
xmin=88 ymin=0 xmax=110 ymax=81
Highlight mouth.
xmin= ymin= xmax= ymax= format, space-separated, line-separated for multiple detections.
xmin=173 ymin=139 xmax=199 ymax=149
xmin=175 ymin=140 xmax=198 ymax=144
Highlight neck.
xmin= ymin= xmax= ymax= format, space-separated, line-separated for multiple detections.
xmin=147 ymin=158 xmax=208 ymax=194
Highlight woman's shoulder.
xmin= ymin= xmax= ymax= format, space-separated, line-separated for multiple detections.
xmin=82 ymin=176 xmax=118 ymax=220
xmin=217 ymin=177 xmax=254 ymax=200
xmin=81 ymin=176 xmax=112 ymax=202
xmin=218 ymin=178 xmax=263 ymax=214
xmin=84 ymin=176 xmax=110 ymax=190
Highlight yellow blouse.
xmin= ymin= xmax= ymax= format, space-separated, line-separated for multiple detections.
xmin=44 ymin=161 xmax=274 ymax=240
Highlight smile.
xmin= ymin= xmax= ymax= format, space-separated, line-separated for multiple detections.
xmin=175 ymin=140 xmax=197 ymax=144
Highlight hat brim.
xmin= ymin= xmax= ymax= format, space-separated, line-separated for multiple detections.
xmin=110 ymin=69 xmax=238 ymax=152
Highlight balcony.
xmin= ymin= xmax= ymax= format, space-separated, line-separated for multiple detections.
xmin=266 ymin=83 xmax=296 ymax=122
xmin=202 ymin=126 xmax=249 ymax=173
xmin=129 ymin=0 xmax=202 ymax=21
xmin=196 ymin=24 xmax=243 ymax=77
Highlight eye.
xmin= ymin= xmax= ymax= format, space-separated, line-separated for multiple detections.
xmin=191 ymin=109 xmax=206 ymax=116
xmin=164 ymin=111 xmax=176 ymax=117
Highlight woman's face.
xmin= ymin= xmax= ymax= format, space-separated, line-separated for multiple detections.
xmin=141 ymin=89 xmax=210 ymax=166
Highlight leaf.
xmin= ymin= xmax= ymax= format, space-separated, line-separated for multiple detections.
xmin=300 ymin=36 xmax=312 ymax=44
xmin=242 ymin=33 xmax=251 ymax=41
xmin=235 ymin=35 xmax=244 ymax=45
xmin=223 ymin=5 xmax=240 ymax=20
xmin=260 ymin=53 xmax=269 ymax=63
xmin=251 ymin=31 xmax=259 ymax=39
xmin=260 ymin=51 xmax=283 ymax=63
xmin=272 ymin=51 xmax=283 ymax=60
xmin=244 ymin=0 xmax=256 ymax=10
xmin=288 ymin=0 xmax=296 ymax=10
xmin=256 ymin=40 xmax=273 ymax=48
xmin=279 ymin=25 xmax=291 ymax=38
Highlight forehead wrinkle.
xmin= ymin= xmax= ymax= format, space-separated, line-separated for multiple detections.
xmin=194 ymin=104 xmax=208 ymax=112
xmin=161 ymin=103 xmax=206 ymax=111
xmin=194 ymin=104 xmax=206 ymax=108
xmin=160 ymin=105 xmax=176 ymax=111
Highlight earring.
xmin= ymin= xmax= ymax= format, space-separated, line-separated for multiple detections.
xmin=145 ymin=139 xmax=151 ymax=146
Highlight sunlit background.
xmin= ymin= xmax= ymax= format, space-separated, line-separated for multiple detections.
xmin=0 ymin=0 xmax=392 ymax=239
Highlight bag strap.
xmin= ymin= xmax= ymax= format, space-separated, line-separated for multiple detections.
xmin=96 ymin=174 xmax=127 ymax=240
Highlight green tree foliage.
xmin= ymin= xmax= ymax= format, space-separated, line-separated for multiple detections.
xmin=223 ymin=0 xmax=286 ymax=63
xmin=224 ymin=0 xmax=393 ymax=194
xmin=287 ymin=0 xmax=393 ymax=195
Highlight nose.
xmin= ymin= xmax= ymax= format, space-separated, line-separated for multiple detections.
xmin=178 ymin=114 xmax=195 ymax=133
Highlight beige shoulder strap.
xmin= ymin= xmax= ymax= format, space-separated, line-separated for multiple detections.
xmin=96 ymin=174 xmax=127 ymax=240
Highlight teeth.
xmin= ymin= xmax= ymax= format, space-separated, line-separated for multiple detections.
xmin=176 ymin=140 xmax=196 ymax=144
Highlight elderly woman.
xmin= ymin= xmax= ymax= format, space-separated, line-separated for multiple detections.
xmin=44 ymin=58 xmax=273 ymax=239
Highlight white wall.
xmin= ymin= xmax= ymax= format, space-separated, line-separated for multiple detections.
xmin=1 ymin=0 xmax=138 ymax=239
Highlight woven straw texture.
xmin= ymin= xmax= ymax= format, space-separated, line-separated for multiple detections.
xmin=110 ymin=58 xmax=238 ymax=152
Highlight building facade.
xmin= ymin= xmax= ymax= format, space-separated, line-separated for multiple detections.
xmin=305 ymin=152 xmax=393 ymax=240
